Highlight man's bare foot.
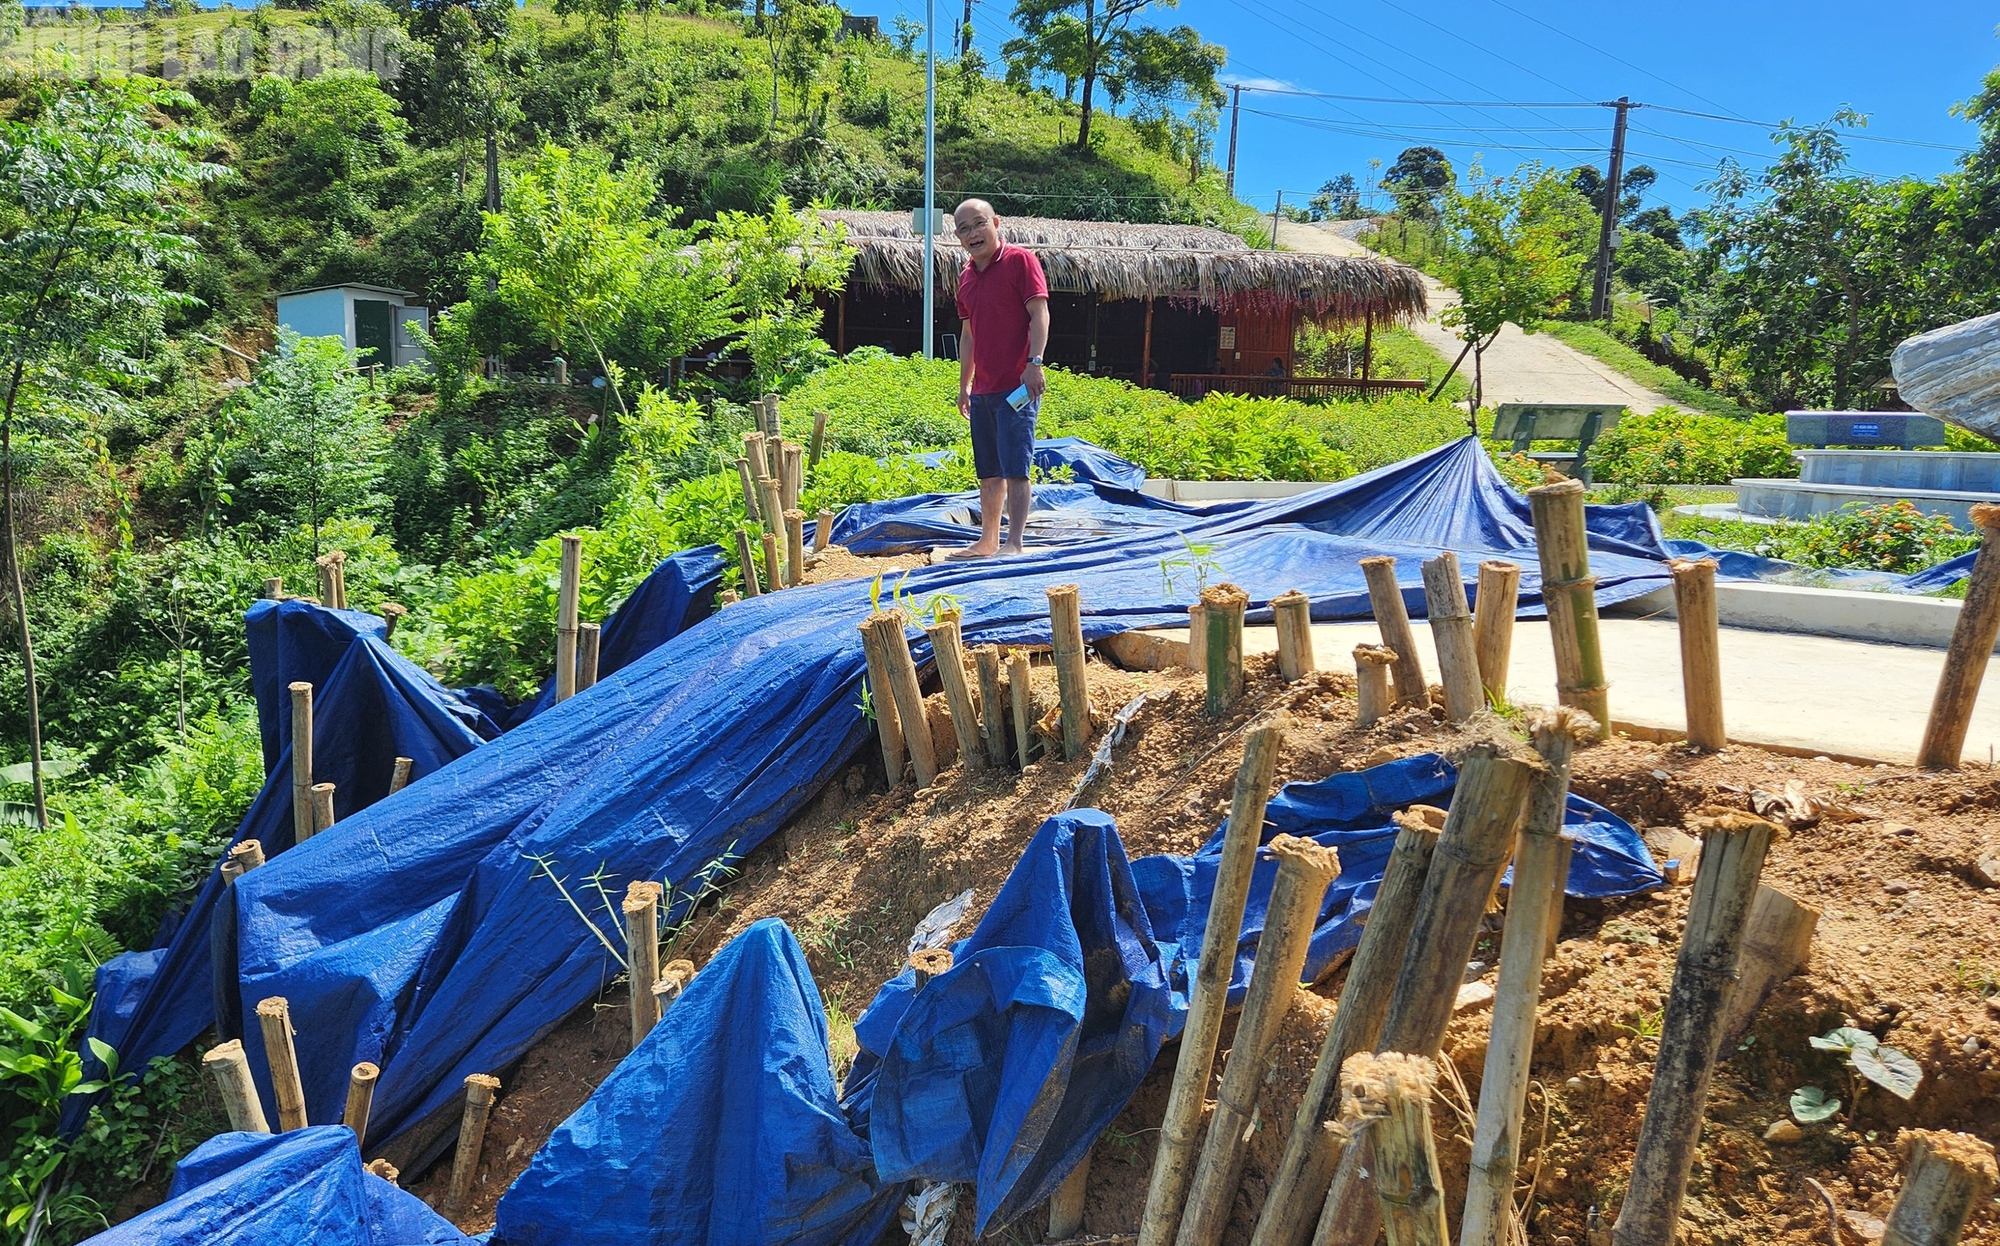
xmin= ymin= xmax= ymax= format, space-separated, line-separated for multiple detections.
xmin=943 ymin=544 xmax=998 ymax=560
xmin=999 ymin=543 xmax=1027 ymax=557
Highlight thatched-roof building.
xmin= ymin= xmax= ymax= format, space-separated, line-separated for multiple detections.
xmin=820 ymin=210 xmax=1428 ymax=395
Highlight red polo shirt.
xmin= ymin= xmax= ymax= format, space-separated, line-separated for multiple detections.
xmin=955 ymin=243 xmax=1048 ymax=395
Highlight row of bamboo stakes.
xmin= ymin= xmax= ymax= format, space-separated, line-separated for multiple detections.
xmin=731 ymin=395 xmax=836 ymax=599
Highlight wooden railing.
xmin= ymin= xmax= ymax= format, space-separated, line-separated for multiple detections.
xmin=1167 ymin=374 xmax=1430 ymax=400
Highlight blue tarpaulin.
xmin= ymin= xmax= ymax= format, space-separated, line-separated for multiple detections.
xmin=214 ymin=435 xmax=1677 ymax=1159
xmin=1665 ymin=538 xmax=1974 ymax=594
xmin=489 ymin=919 xmax=902 ymax=1246
xmin=86 ymin=1127 xmax=473 ymax=1245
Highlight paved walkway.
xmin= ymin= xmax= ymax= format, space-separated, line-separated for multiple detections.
xmin=1158 ymin=617 xmax=1992 ymax=765
xmin=1275 ymin=220 xmax=1675 ymax=414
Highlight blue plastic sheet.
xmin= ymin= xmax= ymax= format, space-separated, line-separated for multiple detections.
xmin=218 ymin=435 xmax=1678 ymax=1158
xmin=84 ymin=1126 xmax=472 ymax=1245
xmin=1665 ymin=538 xmax=1973 ymax=594
xmin=489 ymin=919 xmax=901 ymax=1246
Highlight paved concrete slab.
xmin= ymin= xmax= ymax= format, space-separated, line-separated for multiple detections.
xmin=1149 ymin=617 xmax=1997 ymax=765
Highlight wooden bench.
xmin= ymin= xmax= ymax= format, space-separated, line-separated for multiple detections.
xmin=1492 ymin=403 xmax=1627 ymax=485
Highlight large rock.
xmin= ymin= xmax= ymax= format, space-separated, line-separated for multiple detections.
xmin=1893 ymin=311 xmax=2000 ymax=438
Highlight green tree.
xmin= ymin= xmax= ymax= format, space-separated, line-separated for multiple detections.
xmin=234 ymin=333 xmax=392 ymax=556
xmin=1382 ymin=145 xmax=1454 ymax=221
xmin=767 ymin=0 xmax=841 ymax=123
xmin=0 ymin=82 xmax=221 ymax=831
xmin=1005 ymin=0 xmax=1217 ymax=151
xmin=1436 ymin=162 xmax=1596 ymax=414
xmin=698 ymin=198 xmax=852 ymax=391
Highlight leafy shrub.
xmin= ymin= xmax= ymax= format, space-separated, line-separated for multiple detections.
xmin=1585 ymin=409 xmax=1796 ymax=485
xmin=1784 ymin=501 xmax=1979 ymax=574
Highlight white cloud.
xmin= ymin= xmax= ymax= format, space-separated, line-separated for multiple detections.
xmin=1220 ymin=75 xmax=1296 ymax=92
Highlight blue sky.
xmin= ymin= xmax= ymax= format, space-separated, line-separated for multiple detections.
xmin=918 ymin=0 xmax=2000 ymax=217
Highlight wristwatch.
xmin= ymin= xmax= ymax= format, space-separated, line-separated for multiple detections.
xmin=1027 ymin=355 xmax=1044 ymax=366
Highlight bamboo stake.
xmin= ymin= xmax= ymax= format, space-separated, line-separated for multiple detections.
xmin=315 ymin=555 xmax=335 ymax=607
xmin=255 ymin=997 xmax=309 ymax=1132
xmin=1610 ymin=811 xmax=1776 ymax=1246
xmin=290 ymin=682 xmax=313 ymax=844
xmin=1008 ymin=649 xmax=1035 ymax=769
xmin=1185 ymin=603 xmax=1208 ymax=679
xmin=1202 ymin=583 xmax=1249 ymax=718
xmin=810 ymin=408 xmax=829 ymax=468
xmin=784 ymin=511 xmax=806 ymax=588
xmin=1471 ymin=560 xmax=1520 ymax=706
xmin=264 ymin=576 xmax=284 ymax=600
xmin=1337 ymin=1053 xmax=1450 ymax=1246
xmin=220 ymin=838 xmax=266 ymax=884
xmin=815 ymin=508 xmax=834 ymax=554
xmin=735 ymin=529 xmax=763 ymax=598
xmin=782 ymin=443 xmax=804 ymax=514
xmin=1360 ymin=556 xmax=1428 ymax=705
xmin=1047 ymin=585 xmax=1091 ymax=759
xmin=1353 ymin=645 xmax=1397 ymax=730
xmin=653 ymin=959 xmax=696 ymax=1013
xmin=744 ymin=432 xmax=768 ymax=483
xmin=1527 ymin=479 xmax=1609 ymax=737
xmin=555 ymin=534 xmax=582 ymax=703
xmin=1138 ymin=719 xmax=1287 ymax=1246
xmin=719 ymin=590 xmax=740 ymax=606
xmin=624 ymin=881 xmax=663 ymax=1046
xmin=760 ymin=531 xmax=782 ymax=594
xmin=344 ymin=1062 xmax=379 ymax=1145
xmin=736 ymin=457 xmax=762 ymax=523
xmin=1420 ymin=553 xmax=1481 ymax=724
xmin=444 ymin=1074 xmax=502 ymax=1219
xmin=330 ymin=552 xmax=347 ymax=611
xmin=380 ymin=602 xmax=407 ymax=638
xmin=1460 ymin=709 xmax=1593 ymax=1246
xmin=925 ymin=610 xmax=984 ymax=770
xmin=1315 ymin=746 xmax=1537 ymax=1246
xmin=202 ymin=1040 xmax=270 ymax=1134
xmin=309 ymin=782 xmax=336 ymax=837
xmin=1671 ymin=558 xmax=1724 ymax=751
xmin=869 ymin=611 xmax=938 ymax=788
xmin=1178 ymin=836 xmax=1341 ymax=1246
xmin=365 ymin=1159 xmax=400 ymax=1185
xmin=1272 ymin=589 xmax=1315 ymax=682
xmin=975 ymin=645 xmax=1009 ymax=767
xmin=909 ymin=947 xmax=954 ymax=987
xmin=857 ymin=617 xmax=907 ymax=784
xmin=1050 ymin=1151 xmax=1093 ymax=1239
xmin=758 ymin=477 xmax=785 ymax=543
xmin=1716 ymin=885 xmax=1820 ymax=1049
xmin=1918 ymin=504 xmax=2000 ymax=768
xmin=568 ymin=625 xmax=597 ymax=694
xmin=1250 ymin=820 xmax=1439 ymax=1246
xmin=762 ymin=392 xmax=782 ymax=441
xmin=1880 ymin=1130 xmax=1998 ymax=1246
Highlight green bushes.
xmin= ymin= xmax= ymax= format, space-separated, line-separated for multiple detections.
xmin=1585 ymin=409 xmax=1796 ymax=486
xmin=1672 ymin=501 xmax=1980 ymax=576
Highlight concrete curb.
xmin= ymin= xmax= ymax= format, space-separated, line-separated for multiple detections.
xmin=1609 ymin=579 xmax=1985 ymax=651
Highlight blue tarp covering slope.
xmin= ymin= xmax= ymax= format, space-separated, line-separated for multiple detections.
xmin=83 ymin=1126 xmax=473 ymax=1245
xmin=489 ymin=919 xmax=901 ymax=1246
xmin=1665 ymin=537 xmax=1973 ymax=595
xmin=220 ymin=435 xmax=1678 ymax=1156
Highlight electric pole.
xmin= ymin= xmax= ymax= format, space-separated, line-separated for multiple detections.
xmin=1590 ymin=96 xmax=1631 ymax=319
xmin=923 ymin=0 xmax=936 ymax=360
xmin=1225 ymin=84 xmax=1241 ymax=194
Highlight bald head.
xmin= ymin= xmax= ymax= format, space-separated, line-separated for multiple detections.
xmin=954 ymin=199 xmax=1003 ymax=269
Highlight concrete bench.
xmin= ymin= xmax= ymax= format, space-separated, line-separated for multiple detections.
xmin=1492 ymin=403 xmax=1627 ymax=485
xmin=1785 ymin=411 xmax=1945 ymax=448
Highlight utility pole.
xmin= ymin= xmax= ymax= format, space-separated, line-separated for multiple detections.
xmin=1590 ymin=96 xmax=1631 ymax=320
xmin=1269 ymin=190 xmax=1283 ymax=250
xmin=923 ymin=0 xmax=936 ymax=359
xmin=1225 ymin=84 xmax=1241 ymax=194
xmin=959 ymin=0 xmax=972 ymax=57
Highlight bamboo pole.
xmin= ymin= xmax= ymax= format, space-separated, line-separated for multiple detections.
xmin=1272 ymin=589 xmax=1316 ymax=682
xmin=202 ymin=1040 xmax=270 ymax=1134
xmin=1716 ymin=885 xmax=1820 ymax=1049
xmin=1337 ymin=1053 xmax=1450 ymax=1246
xmin=1918 ymin=504 xmax=2000 ymax=767
xmin=1420 ymin=553 xmax=1482 ymax=724
xmin=380 ymin=602 xmax=407 ymax=638
xmin=1008 ymin=649 xmax=1035 ymax=769
xmin=309 ymin=782 xmax=336 ymax=836
xmin=815 ymin=508 xmax=834 ymax=554
xmin=576 ymin=623 xmax=601 ymax=692
xmin=1047 ymin=585 xmax=1091 ymax=759
xmin=1202 ymin=583 xmax=1249 ymax=718
xmin=744 ymin=431 xmax=768 ymax=483
xmin=858 ymin=618 xmax=907 ymax=784
xmin=1610 ymin=811 xmax=1776 ymax=1246
xmin=782 ymin=443 xmax=804 ymax=514
xmin=736 ymin=457 xmax=762 ymax=523
xmin=1671 ymin=558 xmax=1724 ymax=751
xmin=974 ymin=645 xmax=1009 ymax=767
xmin=316 ymin=554 xmax=335 ymax=607
xmin=255 ymin=997 xmax=309 ymax=1132
xmin=1185 ymin=603 xmax=1208 ymax=679
xmin=758 ymin=477 xmax=785 ymax=543
xmin=1315 ymin=746 xmax=1537 ymax=1246
xmin=1460 ymin=709 xmax=1593 ymax=1246
xmin=653 ymin=959 xmax=696 ymax=1012
xmin=1360 ymin=556 xmax=1427 ymax=705
xmin=1050 ymin=1151 xmax=1092 ymax=1239
xmin=265 ymin=576 xmax=284 ymax=599
xmin=1527 ymin=479 xmax=1609 ymax=737
xmin=1471 ymin=560 xmax=1520 ymax=706
xmin=290 ymin=682 xmax=313 ymax=844
xmin=1880 ymin=1130 xmax=1998 ymax=1246
xmin=1178 ymin=836 xmax=1341 ymax=1246
xmin=220 ymin=838 xmax=266 ymax=884
xmin=365 ymin=1158 xmax=400 ymax=1185
xmin=760 ymin=531 xmax=782 ymax=594
xmin=330 ymin=552 xmax=347 ymax=611
xmin=1251 ymin=820 xmax=1440 ymax=1246
xmin=925 ymin=610 xmax=984 ymax=770
xmin=1139 ymin=719 xmax=1287 ymax=1246
xmin=344 ymin=1061 xmax=379 ymax=1145
xmin=762 ymin=391 xmax=782 ymax=439
xmin=783 ymin=511 xmax=806 ymax=588
xmin=810 ymin=409 xmax=829 ymax=468
xmin=869 ymin=611 xmax=938 ymax=788
xmin=1353 ymin=645 xmax=1397 ymax=729
xmin=624 ymin=881 xmax=663 ymax=1046
xmin=444 ymin=1074 xmax=502 ymax=1219
xmin=735 ymin=528 xmax=763 ymax=597
xmin=555 ymin=533 xmax=582 ymax=703
xmin=909 ymin=947 xmax=954 ymax=987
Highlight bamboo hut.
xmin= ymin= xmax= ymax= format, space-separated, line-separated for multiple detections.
xmin=819 ymin=210 xmax=1429 ymax=397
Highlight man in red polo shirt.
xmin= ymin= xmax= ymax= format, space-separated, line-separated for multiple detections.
xmin=949 ymin=198 xmax=1049 ymax=559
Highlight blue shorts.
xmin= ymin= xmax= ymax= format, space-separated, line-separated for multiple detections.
xmin=968 ymin=391 xmax=1038 ymax=480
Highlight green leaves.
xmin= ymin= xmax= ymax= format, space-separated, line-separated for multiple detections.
xmin=1789 ymin=1085 xmax=1841 ymax=1123
xmin=1437 ymin=162 xmax=1597 ymax=345
xmin=1850 ymin=1042 xmax=1923 ymax=1101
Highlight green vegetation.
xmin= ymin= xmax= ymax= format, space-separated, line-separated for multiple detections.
xmin=1584 ymin=410 xmax=1796 ymax=488
xmin=1666 ymin=502 xmax=1978 ymax=577
xmin=1538 ymin=320 xmax=1755 ymax=419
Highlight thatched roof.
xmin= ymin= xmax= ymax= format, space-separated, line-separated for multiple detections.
xmin=820 ymin=210 xmax=1427 ymax=324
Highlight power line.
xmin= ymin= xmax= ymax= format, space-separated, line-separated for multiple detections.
xmin=1474 ymin=0 xmax=1754 ymax=121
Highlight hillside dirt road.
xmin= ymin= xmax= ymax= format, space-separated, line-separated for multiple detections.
xmin=1276 ymin=219 xmax=1675 ymax=413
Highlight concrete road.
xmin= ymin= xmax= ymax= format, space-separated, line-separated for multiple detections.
xmin=1275 ymin=220 xmax=1675 ymax=414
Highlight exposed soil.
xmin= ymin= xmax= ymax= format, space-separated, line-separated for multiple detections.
xmin=414 ymin=553 xmax=2000 ymax=1244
